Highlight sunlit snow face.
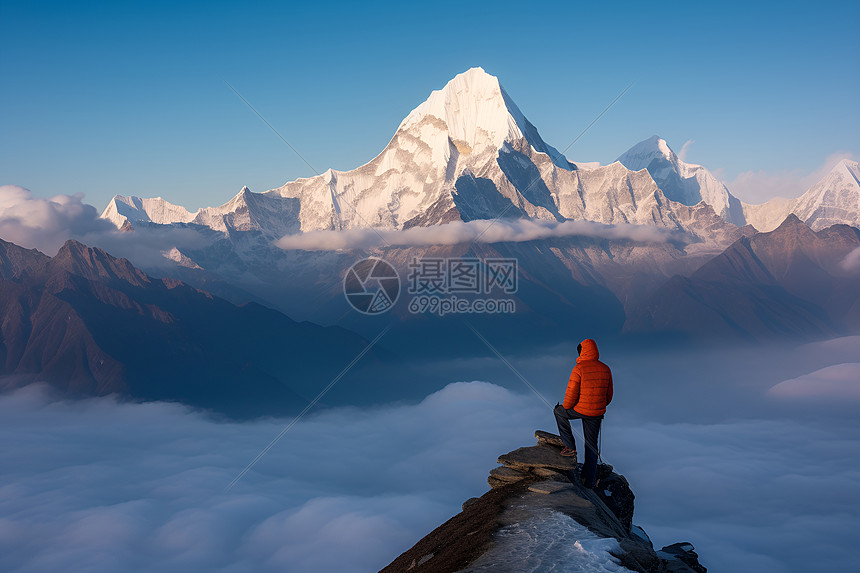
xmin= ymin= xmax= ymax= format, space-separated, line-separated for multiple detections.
xmin=1 ymin=338 xmax=859 ymax=573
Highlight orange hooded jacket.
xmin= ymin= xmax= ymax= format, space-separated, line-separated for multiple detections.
xmin=563 ymin=339 xmax=613 ymax=416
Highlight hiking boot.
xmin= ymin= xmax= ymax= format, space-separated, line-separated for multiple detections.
xmin=560 ymin=447 xmax=577 ymax=461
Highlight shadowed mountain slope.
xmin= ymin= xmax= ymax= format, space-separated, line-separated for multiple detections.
xmin=0 ymin=238 xmax=382 ymax=417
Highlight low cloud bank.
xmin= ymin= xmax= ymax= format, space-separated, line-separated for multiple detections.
xmin=276 ymin=218 xmax=688 ymax=251
xmin=0 ymin=184 xmax=210 ymax=267
xmin=768 ymin=363 xmax=860 ymax=399
xmin=0 ymin=185 xmax=115 ymax=255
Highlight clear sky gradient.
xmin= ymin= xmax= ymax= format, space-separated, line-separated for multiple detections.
xmin=2 ymin=0 xmax=858 ymax=210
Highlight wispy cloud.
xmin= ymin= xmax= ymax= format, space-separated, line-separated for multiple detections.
xmin=841 ymin=246 xmax=860 ymax=273
xmin=276 ymin=218 xmax=689 ymax=251
xmin=677 ymin=139 xmax=695 ymax=162
xmin=723 ymin=151 xmax=858 ymax=204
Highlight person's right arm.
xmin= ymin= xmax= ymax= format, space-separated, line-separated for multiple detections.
xmin=563 ymin=367 xmax=581 ymax=409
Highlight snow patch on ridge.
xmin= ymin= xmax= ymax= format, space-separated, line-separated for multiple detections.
xmin=464 ymin=510 xmax=627 ymax=572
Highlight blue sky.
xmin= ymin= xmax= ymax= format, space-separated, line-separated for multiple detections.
xmin=1 ymin=0 xmax=858 ymax=210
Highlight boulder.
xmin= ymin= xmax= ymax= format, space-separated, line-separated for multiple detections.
xmin=532 ymin=467 xmax=571 ymax=481
xmin=534 ymin=430 xmax=564 ymax=448
xmin=658 ymin=543 xmax=707 ymax=573
xmin=461 ymin=497 xmax=479 ymax=511
xmin=595 ymin=471 xmax=636 ymax=532
xmin=498 ymin=444 xmax=578 ymax=472
xmin=487 ymin=476 xmax=507 ymax=489
xmin=489 ymin=466 xmax=529 ymax=483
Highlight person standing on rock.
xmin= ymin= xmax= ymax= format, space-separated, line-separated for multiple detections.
xmin=554 ymin=338 xmax=613 ymax=488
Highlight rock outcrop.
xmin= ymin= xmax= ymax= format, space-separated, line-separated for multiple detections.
xmin=381 ymin=430 xmax=706 ymax=573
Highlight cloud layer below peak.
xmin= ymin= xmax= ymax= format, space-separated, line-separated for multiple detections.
xmin=276 ymin=218 xmax=688 ymax=251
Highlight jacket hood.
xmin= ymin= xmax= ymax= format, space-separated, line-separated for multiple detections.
xmin=576 ymin=339 xmax=599 ymax=363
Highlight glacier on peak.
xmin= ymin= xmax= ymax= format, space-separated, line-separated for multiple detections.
xmin=617 ymin=136 xmax=746 ymax=226
xmin=397 ymin=66 xmax=571 ymax=170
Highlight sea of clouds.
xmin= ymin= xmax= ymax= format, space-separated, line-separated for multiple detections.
xmin=2 ymin=337 xmax=859 ymax=573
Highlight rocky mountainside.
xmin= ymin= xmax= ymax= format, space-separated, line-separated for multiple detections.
xmin=382 ymin=430 xmax=706 ymax=573
xmin=625 ymin=214 xmax=860 ymax=340
xmin=0 ymin=237 xmax=385 ymax=417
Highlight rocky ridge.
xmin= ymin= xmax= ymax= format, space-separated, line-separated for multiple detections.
xmin=381 ymin=430 xmax=705 ymax=573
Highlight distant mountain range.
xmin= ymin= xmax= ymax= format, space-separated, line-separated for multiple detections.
xmin=625 ymin=215 xmax=860 ymax=340
xmin=100 ymin=68 xmax=859 ymax=243
xmin=3 ymin=211 xmax=857 ymax=412
xmin=0 ymin=238 xmax=386 ymax=416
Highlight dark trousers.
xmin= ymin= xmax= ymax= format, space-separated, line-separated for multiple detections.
xmin=554 ymin=403 xmax=602 ymax=487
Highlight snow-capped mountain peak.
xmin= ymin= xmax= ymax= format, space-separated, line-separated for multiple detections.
xmin=101 ymin=195 xmax=197 ymax=227
xmin=617 ymin=136 xmax=745 ymax=225
xmin=790 ymin=158 xmax=860 ymax=231
xmin=742 ymin=158 xmax=860 ymax=232
xmin=396 ymin=67 xmax=570 ymax=169
xmin=617 ymin=135 xmax=676 ymax=168
xmin=399 ymin=67 xmax=521 ymax=150
xmin=833 ymin=158 xmax=860 ymax=181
